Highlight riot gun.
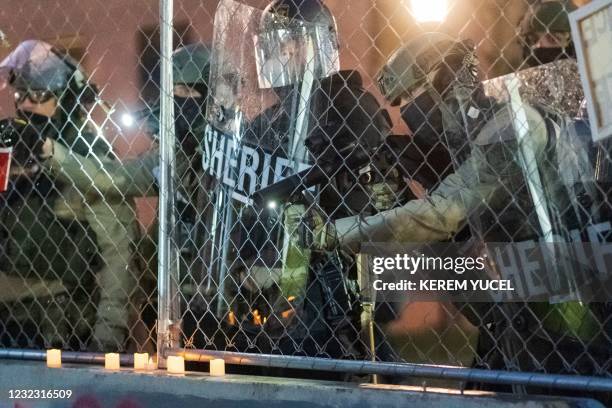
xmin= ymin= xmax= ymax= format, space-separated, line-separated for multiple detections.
xmin=250 ymin=130 xmax=420 ymax=345
xmin=0 ymin=112 xmax=55 ymax=201
xmin=252 ymin=138 xmax=375 ymax=207
xmin=251 ymin=133 xmax=433 ymax=207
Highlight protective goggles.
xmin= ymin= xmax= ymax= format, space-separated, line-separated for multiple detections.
xmin=13 ymin=89 xmax=56 ymax=104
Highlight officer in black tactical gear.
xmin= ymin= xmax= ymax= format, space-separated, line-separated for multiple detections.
xmin=200 ymin=0 xmax=403 ymax=362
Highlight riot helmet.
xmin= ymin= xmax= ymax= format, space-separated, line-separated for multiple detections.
xmin=173 ymin=42 xmax=211 ymax=95
xmin=377 ymin=33 xmax=481 ymax=155
xmin=172 ymin=43 xmax=211 ymax=153
xmin=377 ymin=32 xmax=476 ymax=107
xmin=142 ymin=42 xmax=211 ymax=153
xmin=0 ymin=40 xmax=98 ymax=110
xmin=0 ymin=40 xmax=115 ymax=159
xmin=254 ymin=0 xmax=339 ymax=89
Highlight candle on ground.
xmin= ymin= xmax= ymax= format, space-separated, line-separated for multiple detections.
xmin=167 ymin=355 xmax=185 ymax=374
xmin=105 ymin=353 xmax=120 ymax=370
xmin=134 ymin=353 xmax=149 ymax=370
xmin=210 ymin=358 xmax=225 ymax=377
xmin=46 ymin=349 xmax=61 ymax=368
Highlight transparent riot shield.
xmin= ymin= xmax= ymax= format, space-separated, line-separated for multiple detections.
xmin=200 ymin=0 xmax=339 ymax=337
xmin=444 ymin=59 xmax=607 ymax=302
xmin=438 ymin=60 xmax=612 ymax=376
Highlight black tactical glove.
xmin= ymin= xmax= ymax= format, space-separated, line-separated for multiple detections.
xmin=305 ymin=121 xmax=373 ymax=171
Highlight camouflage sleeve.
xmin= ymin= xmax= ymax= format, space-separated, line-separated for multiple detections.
xmin=335 ymin=103 xmax=548 ymax=251
xmin=45 ymin=140 xmax=160 ymax=198
xmin=44 ymin=130 xmax=145 ymax=349
xmin=335 ymin=155 xmax=496 ymax=251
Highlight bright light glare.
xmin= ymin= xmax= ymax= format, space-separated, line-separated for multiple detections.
xmin=410 ymin=0 xmax=449 ymax=22
xmin=121 ymin=113 xmax=135 ymax=127
xmin=267 ymin=201 xmax=277 ymax=210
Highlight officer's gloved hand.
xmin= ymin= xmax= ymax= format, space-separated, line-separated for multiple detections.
xmin=243 ymin=265 xmax=282 ymax=292
xmin=284 ymin=202 xmax=338 ymax=251
xmin=368 ymin=181 xmax=399 ymax=212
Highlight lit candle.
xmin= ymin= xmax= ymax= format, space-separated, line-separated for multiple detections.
xmin=134 ymin=353 xmax=149 ymax=370
xmin=46 ymin=349 xmax=61 ymax=368
xmin=105 ymin=353 xmax=120 ymax=370
xmin=167 ymin=355 xmax=185 ymax=374
xmin=147 ymin=356 xmax=157 ymax=370
xmin=209 ymin=359 xmax=225 ymax=377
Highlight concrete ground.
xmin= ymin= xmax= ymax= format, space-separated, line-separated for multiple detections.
xmin=0 ymin=359 xmax=605 ymax=408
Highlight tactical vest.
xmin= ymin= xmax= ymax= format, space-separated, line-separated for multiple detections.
xmin=0 ymin=177 xmax=100 ymax=292
xmin=0 ymin=117 xmax=107 ymax=297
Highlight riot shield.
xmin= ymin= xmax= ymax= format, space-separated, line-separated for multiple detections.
xmin=443 ymin=59 xmax=608 ymax=302
xmin=200 ymin=0 xmax=340 ymax=332
xmin=436 ymin=60 xmax=612 ymax=375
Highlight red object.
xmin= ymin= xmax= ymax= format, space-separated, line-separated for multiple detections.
xmin=0 ymin=147 xmax=12 ymax=192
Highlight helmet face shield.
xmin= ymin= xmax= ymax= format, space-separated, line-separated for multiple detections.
xmin=253 ymin=18 xmax=339 ymax=89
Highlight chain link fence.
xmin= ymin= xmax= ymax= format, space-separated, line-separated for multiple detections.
xmin=1 ymin=0 xmax=612 ymax=402
xmin=0 ymin=0 xmax=170 ymax=354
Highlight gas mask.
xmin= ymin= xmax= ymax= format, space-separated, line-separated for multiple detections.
xmin=174 ymin=96 xmax=206 ymax=136
xmin=145 ymin=96 xmax=206 ymax=154
xmin=11 ymin=109 xmax=55 ymax=164
xmin=435 ymin=81 xmax=499 ymax=169
xmin=400 ymin=89 xmax=444 ymax=149
xmin=398 ymin=85 xmax=474 ymax=165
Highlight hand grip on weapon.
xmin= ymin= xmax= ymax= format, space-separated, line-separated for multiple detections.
xmin=281 ymin=201 xmax=337 ymax=251
xmin=255 ymin=123 xmax=376 ymax=252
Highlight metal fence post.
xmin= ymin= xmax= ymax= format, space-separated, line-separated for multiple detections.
xmin=157 ymin=0 xmax=179 ymax=368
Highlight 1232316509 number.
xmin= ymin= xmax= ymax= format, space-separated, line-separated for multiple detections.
xmin=8 ymin=389 xmax=72 ymax=399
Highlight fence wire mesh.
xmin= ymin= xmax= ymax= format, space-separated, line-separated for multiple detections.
xmin=0 ymin=0 xmax=165 ymax=354
xmin=0 ymin=0 xmax=611 ymax=401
